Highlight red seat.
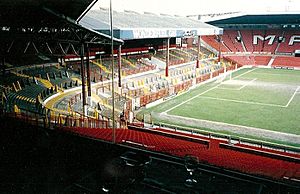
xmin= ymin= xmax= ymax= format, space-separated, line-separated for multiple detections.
xmin=58 ymin=126 xmax=300 ymax=180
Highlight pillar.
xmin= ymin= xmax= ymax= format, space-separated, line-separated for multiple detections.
xmin=118 ymin=45 xmax=122 ymax=87
xmin=218 ymin=35 xmax=222 ymax=65
xmin=58 ymin=56 xmax=64 ymax=67
xmin=85 ymin=44 xmax=91 ymax=97
xmin=1 ymin=57 xmax=5 ymax=75
xmin=196 ymin=35 xmax=201 ymax=68
xmin=80 ymin=43 xmax=87 ymax=116
xmin=165 ymin=37 xmax=170 ymax=77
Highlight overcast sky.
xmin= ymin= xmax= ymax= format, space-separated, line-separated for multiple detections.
xmin=92 ymin=0 xmax=300 ymax=16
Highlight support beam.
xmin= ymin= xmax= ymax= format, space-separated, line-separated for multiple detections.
xmin=218 ymin=35 xmax=222 ymax=65
xmin=165 ymin=37 xmax=170 ymax=77
xmin=58 ymin=56 xmax=63 ymax=67
xmin=7 ymin=41 xmax=14 ymax=53
xmin=80 ymin=43 xmax=87 ymax=116
xmin=24 ymin=41 xmax=31 ymax=54
xmin=110 ymin=0 xmax=116 ymax=144
xmin=85 ymin=44 xmax=91 ymax=97
xmin=196 ymin=35 xmax=201 ymax=68
xmin=118 ymin=45 xmax=122 ymax=87
xmin=1 ymin=57 xmax=5 ymax=75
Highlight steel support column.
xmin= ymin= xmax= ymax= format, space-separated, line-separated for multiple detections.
xmin=1 ymin=57 xmax=5 ymax=75
xmin=80 ymin=43 xmax=87 ymax=115
xmin=118 ymin=45 xmax=122 ymax=87
xmin=196 ymin=35 xmax=201 ymax=68
xmin=59 ymin=56 xmax=65 ymax=67
xmin=218 ymin=35 xmax=222 ymax=65
xmin=85 ymin=44 xmax=91 ymax=97
xmin=110 ymin=0 xmax=116 ymax=144
xmin=165 ymin=37 xmax=170 ymax=77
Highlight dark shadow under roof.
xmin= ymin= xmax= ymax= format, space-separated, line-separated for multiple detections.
xmin=207 ymin=13 xmax=300 ymax=25
xmin=0 ymin=0 xmax=122 ymax=44
xmin=0 ymin=0 xmax=122 ymax=62
xmin=0 ymin=0 xmax=96 ymax=23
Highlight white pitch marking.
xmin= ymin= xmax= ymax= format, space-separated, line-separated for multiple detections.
xmin=232 ymin=68 xmax=257 ymax=79
xmin=252 ymin=72 xmax=300 ymax=78
xmin=237 ymin=78 xmax=257 ymax=90
xmin=217 ymin=78 xmax=257 ymax=91
xmin=285 ymin=86 xmax=300 ymax=108
xmin=216 ymin=87 xmax=241 ymax=91
xmin=163 ymin=84 xmax=220 ymax=114
xmin=163 ymin=68 xmax=258 ymax=114
xmin=198 ymin=96 xmax=286 ymax=108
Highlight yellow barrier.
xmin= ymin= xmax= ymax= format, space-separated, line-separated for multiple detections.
xmin=91 ymin=60 xmax=110 ymax=74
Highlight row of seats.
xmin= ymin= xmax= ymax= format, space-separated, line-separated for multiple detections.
xmin=92 ymin=60 xmax=154 ymax=78
xmin=234 ymin=143 xmax=300 ymax=159
xmin=6 ymin=82 xmax=46 ymax=113
xmin=155 ymin=50 xmax=186 ymax=66
xmin=240 ymin=30 xmax=282 ymax=53
xmin=22 ymin=65 xmax=61 ymax=77
xmin=155 ymin=48 xmax=214 ymax=66
xmin=20 ymin=65 xmax=81 ymax=90
xmin=201 ymin=35 xmax=230 ymax=52
xmin=222 ymin=30 xmax=244 ymax=52
xmin=0 ymin=73 xmax=21 ymax=86
xmin=272 ymin=56 xmax=300 ymax=67
xmin=203 ymin=29 xmax=300 ymax=54
xmin=1 ymin=67 xmax=69 ymax=114
xmin=60 ymin=127 xmax=207 ymax=154
xmin=123 ymin=60 xmax=224 ymax=104
xmin=59 ymin=126 xmax=300 ymax=180
xmin=185 ymin=46 xmax=212 ymax=57
xmin=224 ymin=56 xmax=272 ymax=66
xmin=225 ymin=55 xmax=300 ymax=67
xmin=277 ymin=30 xmax=300 ymax=53
xmin=65 ymin=53 xmax=223 ymax=119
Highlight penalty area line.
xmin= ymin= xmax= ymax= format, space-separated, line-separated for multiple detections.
xmin=285 ymin=86 xmax=300 ymax=108
xmin=217 ymin=78 xmax=257 ymax=91
xmin=232 ymin=68 xmax=257 ymax=79
xmin=237 ymin=78 xmax=257 ymax=90
xmin=162 ymin=68 xmax=258 ymax=114
xmin=198 ymin=96 xmax=286 ymax=108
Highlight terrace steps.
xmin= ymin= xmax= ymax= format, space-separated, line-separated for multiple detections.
xmin=122 ymin=58 xmax=136 ymax=68
xmin=12 ymin=71 xmax=54 ymax=89
xmin=91 ymin=60 xmax=110 ymax=74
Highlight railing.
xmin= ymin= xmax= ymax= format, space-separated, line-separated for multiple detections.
xmin=0 ymin=106 xmax=121 ymax=131
xmin=155 ymin=122 xmax=300 ymax=155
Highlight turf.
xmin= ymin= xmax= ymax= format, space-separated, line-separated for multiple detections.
xmin=140 ymin=67 xmax=300 ymax=136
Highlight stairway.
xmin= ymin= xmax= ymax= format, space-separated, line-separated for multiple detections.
xmin=267 ymin=56 xmax=276 ymax=67
xmin=238 ymin=30 xmax=247 ymax=52
xmin=91 ymin=60 xmax=110 ymax=74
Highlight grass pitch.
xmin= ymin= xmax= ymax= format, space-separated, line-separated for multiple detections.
xmin=139 ymin=68 xmax=300 ymax=139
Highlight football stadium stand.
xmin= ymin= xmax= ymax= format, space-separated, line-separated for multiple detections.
xmin=224 ymin=55 xmax=272 ymax=66
xmin=222 ymin=30 xmax=244 ymax=52
xmin=277 ymin=30 xmax=300 ymax=53
xmin=58 ymin=125 xmax=300 ymax=181
xmin=201 ymin=35 xmax=230 ymax=52
xmin=272 ymin=56 xmax=300 ymax=67
xmin=201 ymin=13 xmax=300 ymax=68
xmin=203 ymin=29 xmax=300 ymax=55
xmin=1 ymin=2 xmax=300 ymax=192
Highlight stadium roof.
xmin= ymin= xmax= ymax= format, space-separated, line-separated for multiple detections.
xmin=0 ymin=0 xmax=97 ymax=23
xmin=80 ymin=9 xmax=223 ymax=40
xmin=0 ymin=0 xmax=122 ymax=61
xmin=204 ymin=12 xmax=300 ymax=26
